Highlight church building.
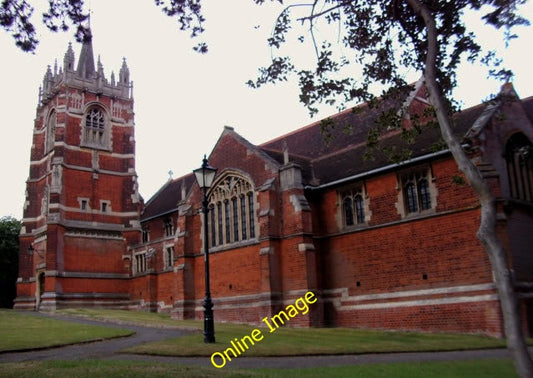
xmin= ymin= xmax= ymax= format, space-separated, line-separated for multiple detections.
xmin=15 ymin=36 xmax=533 ymax=337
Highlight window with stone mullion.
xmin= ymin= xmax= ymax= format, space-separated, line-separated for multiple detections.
xmin=341 ymin=188 xmax=365 ymax=227
xmin=208 ymin=175 xmax=256 ymax=247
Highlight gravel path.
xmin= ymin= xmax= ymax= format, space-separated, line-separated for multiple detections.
xmin=1 ymin=312 xmax=530 ymax=369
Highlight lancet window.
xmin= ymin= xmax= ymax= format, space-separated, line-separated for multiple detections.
xmin=45 ymin=110 xmax=57 ymax=153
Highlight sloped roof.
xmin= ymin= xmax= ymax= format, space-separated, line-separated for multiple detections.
xmin=311 ymin=107 xmax=483 ymax=184
xmin=260 ymin=95 xmax=488 ymax=186
xmin=141 ymin=174 xmax=196 ymax=221
xmin=260 ymin=99 xmax=396 ymax=160
xmin=141 ymin=90 xmax=532 ymax=220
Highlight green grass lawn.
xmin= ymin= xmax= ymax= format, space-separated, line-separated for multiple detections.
xmin=53 ymin=308 xmax=518 ymax=358
xmin=0 ymin=310 xmax=133 ymax=352
xmin=0 ymin=309 xmax=528 ymax=377
xmin=0 ymin=359 xmax=518 ymax=378
xmin=124 ymin=322 xmax=509 ymax=357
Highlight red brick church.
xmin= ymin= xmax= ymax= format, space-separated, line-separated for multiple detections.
xmin=15 ymin=36 xmax=533 ymax=337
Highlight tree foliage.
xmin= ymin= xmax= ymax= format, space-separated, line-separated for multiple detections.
xmin=247 ymin=0 xmax=528 ymax=117
xmin=0 ymin=216 xmax=21 ymax=308
xmin=0 ymin=0 xmax=207 ymax=52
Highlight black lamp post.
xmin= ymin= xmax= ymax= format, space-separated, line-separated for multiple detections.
xmin=193 ymin=155 xmax=217 ymax=343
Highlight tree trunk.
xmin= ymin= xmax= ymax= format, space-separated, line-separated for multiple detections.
xmin=406 ymin=1 xmax=533 ymax=377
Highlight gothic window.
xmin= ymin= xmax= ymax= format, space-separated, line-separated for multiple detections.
xmin=210 ymin=204 xmax=216 ymax=247
xmin=217 ymin=202 xmax=223 ymax=245
xmin=164 ymin=247 xmax=174 ymax=268
xmin=343 ymin=197 xmax=354 ymax=226
xmin=142 ymin=227 xmax=150 ymax=243
xmin=401 ymin=170 xmax=434 ymax=215
xmin=224 ymin=201 xmax=231 ymax=244
xmin=248 ymin=192 xmax=255 ymax=239
xmin=354 ymin=194 xmax=365 ymax=223
xmin=208 ymin=174 xmax=256 ymax=248
xmin=405 ymin=182 xmax=418 ymax=213
xmin=164 ymin=218 xmax=174 ymax=237
xmin=505 ymin=133 xmax=533 ymax=202
xmin=419 ymin=179 xmax=432 ymax=210
xmin=45 ymin=110 xmax=57 ymax=153
xmin=232 ymin=197 xmax=239 ymax=242
xmin=134 ymin=252 xmax=147 ymax=274
xmin=83 ymin=107 xmax=108 ymax=148
xmin=240 ymin=195 xmax=247 ymax=240
xmin=340 ymin=187 xmax=366 ymax=227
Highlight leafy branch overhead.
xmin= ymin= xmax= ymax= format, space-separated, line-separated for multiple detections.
xmin=0 ymin=0 xmax=209 ymax=53
xmin=247 ymin=1 xmax=528 ymax=116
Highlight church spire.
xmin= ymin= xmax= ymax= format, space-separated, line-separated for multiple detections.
xmin=76 ymin=28 xmax=95 ymax=79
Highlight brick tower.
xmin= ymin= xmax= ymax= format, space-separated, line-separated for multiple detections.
xmin=15 ymin=32 xmax=141 ymax=310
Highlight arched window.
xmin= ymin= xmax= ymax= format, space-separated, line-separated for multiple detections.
xmin=506 ymin=133 xmax=533 ymax=202
xmin=240 ymin=195 xmax=247 ymax=240
xmin=208 ymin=174 xmax=256 ymax=247
xmin=401 ymin=170 xmax=434 ymax=214
xmin=210 ymin=204 xmax=216 ymax=247
xmin=46 ymin=110 xmax=57 ymax=153
xmin=83 ymin=107 xmax=108 ymax=148
xmin=340 ymin=187 xmax=366 ymax=227
xmin=224 ymin=201 xmax=231 ymax=244
xmin=418 ymin=179 xmax=432 ymax=210
xmin=343 ymin=197 xmax=354 ymax=226
xmin=354 ymin=194 xmax=365 ymax=224
xmin=405 ymin=182 xmax=418 ymax=213
xmin=232 ymin=197 xmax=239 ymax=242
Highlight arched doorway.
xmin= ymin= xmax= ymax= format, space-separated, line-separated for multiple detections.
xmin=36 ymin=271 xmax=45 ymax=311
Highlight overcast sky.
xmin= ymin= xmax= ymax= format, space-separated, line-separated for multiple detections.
xmin=0 ymin=0 xmax=531 ymax=219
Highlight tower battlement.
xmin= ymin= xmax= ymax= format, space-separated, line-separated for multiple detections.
xmin=39 ymin=35 xmax=132 ymax=107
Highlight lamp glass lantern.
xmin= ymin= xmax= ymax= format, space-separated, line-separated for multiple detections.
xmin=193 ymin=155 xmax=217 ymax=191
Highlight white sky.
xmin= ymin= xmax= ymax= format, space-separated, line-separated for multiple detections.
xmin=0 ymin=0 xmax=531 ymax=219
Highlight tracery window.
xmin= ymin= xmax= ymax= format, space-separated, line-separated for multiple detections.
xmin=46 ymin=110 xmax=57 ymax=153
xmin=340 ymin=187 xmax=366 ymax=227
xmin=83 ymin=107 xmax=108 ymax=148
xmin=505 ymin=133 xmax=533 ymax=202
xmin=401 ymin=170 xmax=433 ymax=214
xmin=208 ymin=174 xmax=256 ymax=248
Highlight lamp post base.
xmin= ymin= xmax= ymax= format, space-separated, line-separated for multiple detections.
xmin=203 ymin=297 xmax=215 ymax=343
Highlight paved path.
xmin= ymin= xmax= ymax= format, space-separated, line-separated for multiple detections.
xmin=1 ymin=312 xmax=530 ymax=369
xmin=0 ymin=312 xmax=196 ymax=363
